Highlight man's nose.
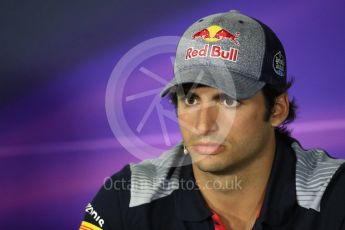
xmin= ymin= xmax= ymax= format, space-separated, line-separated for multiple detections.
xmin=195 ymin=101 xmax=218 ymax=135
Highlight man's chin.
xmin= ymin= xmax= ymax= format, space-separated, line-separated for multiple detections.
xmin=191 ymin=154 xmax=245 ymax=175
xmin=192 ymin=157 xmax=230 ymax=174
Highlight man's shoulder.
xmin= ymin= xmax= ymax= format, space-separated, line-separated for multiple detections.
xmin=291 ymin=141 xmax=345 ymax=212
xmin=128 ymin=142 xmax=187 ymax=207
xmin=80 ymin=164 xmax=132 ymax=230
xmin=104 ymin=141 xmax=185 ymax=187
xmin=95 ymin=142 xmax=186 ymax=207
xmin=80 ymin=143 xmax=186 ymax=230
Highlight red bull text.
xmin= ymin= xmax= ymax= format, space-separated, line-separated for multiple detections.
xmin=185 ymin=45 xmax=239 ymax=62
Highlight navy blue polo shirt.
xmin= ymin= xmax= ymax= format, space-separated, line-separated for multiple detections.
xmin=80 ymin=135 xmax=345 ymax=230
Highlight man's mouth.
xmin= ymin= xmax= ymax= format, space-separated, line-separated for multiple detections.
xmin=191 ymin=143 xmax=225 ymax=155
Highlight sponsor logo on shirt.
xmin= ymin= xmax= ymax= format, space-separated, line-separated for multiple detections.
xmin=85 ymin=203 xmax=105 ymax=228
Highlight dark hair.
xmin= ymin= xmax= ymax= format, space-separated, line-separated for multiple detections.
xmin=169 ymin=80 xmax=297 ymax=140
xmin=261 ymin=79 xmax=297 ymax=140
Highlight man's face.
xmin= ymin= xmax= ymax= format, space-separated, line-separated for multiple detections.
xmin=177 ymin=86 xmax=275 ymax=174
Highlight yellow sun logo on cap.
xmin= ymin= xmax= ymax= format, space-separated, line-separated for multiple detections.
xmin=205 ymin=25 xmax=223 ymax=42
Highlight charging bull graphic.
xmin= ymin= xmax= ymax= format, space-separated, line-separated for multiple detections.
xmin=192 ymin=29 xmax=211 ymax=39
xmin=192 ymin=25 xmax=240 ymax=46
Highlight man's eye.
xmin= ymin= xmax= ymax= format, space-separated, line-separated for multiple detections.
xmin=220 ymin=95 xmax=239 ymax=108
xmin=184 ymin=96 xmax=198 ymax=105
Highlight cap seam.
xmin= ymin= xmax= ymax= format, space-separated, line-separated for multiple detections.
xmin=175 ymin=65 xmax=261 ymax=82
xmin=250 ymin=17 xmax=266 ymax=77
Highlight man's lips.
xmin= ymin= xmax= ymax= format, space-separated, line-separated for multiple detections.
xmin=191 ymin=143 xmax=225 ymax=155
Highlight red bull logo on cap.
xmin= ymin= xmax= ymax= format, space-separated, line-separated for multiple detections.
xmin=185 ymin=25 xmax=240 ymax=62
xmin=192 ymin=25 xmax=240 ymax=46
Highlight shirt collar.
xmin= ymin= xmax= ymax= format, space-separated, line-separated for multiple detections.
xmin=256 ymin=134 xmax=297 ymax=227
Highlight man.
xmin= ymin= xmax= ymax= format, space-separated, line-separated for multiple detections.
xmin=80 ymin=10 xmax=345 ymax=230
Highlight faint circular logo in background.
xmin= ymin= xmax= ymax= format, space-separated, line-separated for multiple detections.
xmin=106 ymin=36 xmax=237 ymax=163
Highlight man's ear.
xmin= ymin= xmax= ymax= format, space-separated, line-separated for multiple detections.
xmin=270 ymin=93 xmax=289 ymax=127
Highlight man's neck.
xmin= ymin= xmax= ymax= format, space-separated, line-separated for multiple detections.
xmin=192 ymin=134 xmax=277 ymax=229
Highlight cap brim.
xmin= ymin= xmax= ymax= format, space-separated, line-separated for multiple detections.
xmin=160 ymin=68 xmax=265 ymax=100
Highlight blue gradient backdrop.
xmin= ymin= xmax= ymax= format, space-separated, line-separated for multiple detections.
xmin=1 ymin=0 xmax=344 ymax=229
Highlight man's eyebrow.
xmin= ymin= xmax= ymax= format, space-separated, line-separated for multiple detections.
xmin=214 ymin=93 xmax=237 ymax=100
xmin=212 ymin=93 xmax=223 ymax=101
xmin=177 ymin=91 xmax=235 ymax=100
xmin=177 ymin=91 xmax=199 ymax=98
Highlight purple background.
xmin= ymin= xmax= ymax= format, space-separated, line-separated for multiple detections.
xmin=1 ymin=0 xmax=344 ymax=229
